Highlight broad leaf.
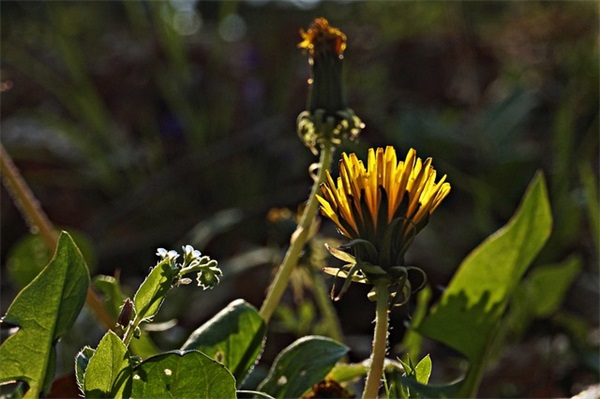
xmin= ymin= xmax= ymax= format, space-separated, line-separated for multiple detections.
xmin=257 ymin=336 xmax=349 ymax=399
xmin=0 ymin=232 xmax=89 ymax=398
xmin=181 ymin=299 xmax=266 ymax=384
xmin=83 ymin=331 xmax=132 ymax=398
xmin=525 ymin=256 xmax=581 ymax=317
xmin=133 ymin=260 xmax=176 ymax=323
xmin=131 ymin=350 xmax=236 ymax=398
xmin=414 ymin=172 xmax=552 ymax=397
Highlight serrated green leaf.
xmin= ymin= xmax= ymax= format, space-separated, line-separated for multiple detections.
xmin=415 ymin=172 xmax=552 ymax=397
xmin=258 ymin=336 xmax=349 ymax=399
xmin=0 ymin=232 xmax=90 ymax=398
xmin=133 ymin=260 xmax=176 ymax=323
xmin=181 ymin=299 xmax=266 ymax=385
xmin=83 ymin=330 xmax=132 ymax=398
xmin=131 ymin=350 xmax=237 ymax=398
xmin=75 ymin=346 xmax=95 ymax=392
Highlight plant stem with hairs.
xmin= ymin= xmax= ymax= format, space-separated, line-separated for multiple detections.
xmin=259 ymin=144 xmax=334 ymax=322
xmin=362 ymin=282 xmax=389 ymax=399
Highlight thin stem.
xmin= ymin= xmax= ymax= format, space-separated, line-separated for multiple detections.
xmin=259 ymin=144 xmax=334 ymax=322
xmin=0 ymin=143 xmax=115 ymax=330
xmin=362 ymin=282 xmax=389 ymax=399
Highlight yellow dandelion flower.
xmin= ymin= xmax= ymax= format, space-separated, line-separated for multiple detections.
xmin=318 ymin=146 xmax=450 ymax=270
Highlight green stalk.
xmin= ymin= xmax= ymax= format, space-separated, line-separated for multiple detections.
xmin=259 ymin=144 xmax=334 ymax=322
xmin=362 ymin=282 xmax=389 ymax=399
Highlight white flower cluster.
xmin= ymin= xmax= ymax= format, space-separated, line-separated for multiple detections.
xmin=156 ymin=245 xmax=222 ymax=290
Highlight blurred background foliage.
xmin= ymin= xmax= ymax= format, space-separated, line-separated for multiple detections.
xmin=1 ymin=1 xmax=598 ymax=397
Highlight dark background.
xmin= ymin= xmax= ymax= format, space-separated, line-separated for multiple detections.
xmin=1 ymin=1 xmax=598 ymax=397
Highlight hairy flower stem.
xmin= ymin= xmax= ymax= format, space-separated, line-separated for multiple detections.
xmin=363 ymin=282 xmax=389 ymax=399
xmin=259 ymin=144 xmax=334 ymax=322
xmin=0 ymin=143 xmax=115 ymax=330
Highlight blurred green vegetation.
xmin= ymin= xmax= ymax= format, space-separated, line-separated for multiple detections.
xmin=1 ymin=1 xmax=598 ymax=397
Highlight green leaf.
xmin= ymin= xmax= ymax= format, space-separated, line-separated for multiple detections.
xmin=94 ymin=275 xmax=161 ymax=359
xmin=133 ymin=260 xmax=176 ymax=323
xmin=490 ymin=256 xmax=582 ymax=361
xmin=257 ymin=336 xmax=349 ymax=399
xmin=6 ymin=234 xmax=52 ymax=290
xmin=0 ymin=232 xmax=90 ymax=398
xmin=181 ymin=299 xmax=266 ymax=384
xmin=131 ymin=350 xmax=237 ymax=398
xmin=83 ymin=330 xmax=132 ymax=398
xmin=93 ymin=274 xmax=128 ymax=319
xmin=526 ymin=256 xmax=581 ymax=317
xmin=129 ymin=332 xmax=162 ymax=360
xmin=75 ymin=346 xmax=95 ymax=392
xmin=415 ymin=172 xmax=552 ymax=397
xmin=6 ymin=230 xmax=95 ymax=290
xmin=389 ymin=355 xmax=432 ymax=399
xmin=412 ymin=355 xmax=432 ymax=385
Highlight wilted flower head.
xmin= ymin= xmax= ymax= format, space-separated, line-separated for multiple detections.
xmin=299 ymin=17 xmax=347 ymax=62
xmin=297 ymin=18 xmax=363 ymax=154
xmin=317 ymin=147 xmax=450 ymax=302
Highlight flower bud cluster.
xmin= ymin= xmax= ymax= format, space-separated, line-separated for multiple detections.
xmin=156 ymin=245 xmax=222 ymax=290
